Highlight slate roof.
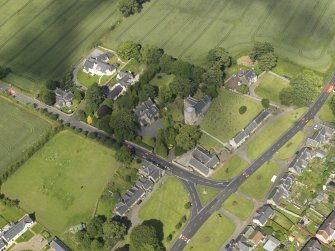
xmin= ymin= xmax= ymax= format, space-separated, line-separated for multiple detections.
xmin=316 ymin=210 xmax=335 ymax=241
xmin=96 ymin=52 xmax=112 ymax=62
xmin=136 ymin=178 xmax=153 ymax=191
xmin=0 ymin=239 xmax=6 ymax=250
xmin=55 ymin=88 xmax=73 ymax=102
xmin=301 ymin=238 xmax=322 ymax=251
xmin=134 ymin=98 xmax=159 ymax=126
xmin=140 ymin=160 xmax=163 ymax=182
xmin=107 ymin=84 xmax=124 ymax=100
xmin=288 ymin=147 xmax=312 ymax=175
xmin=83 ymin=56 xmax=117 ymax=75
xmin=189 ymin=146 xmax=219 ymax=176
xmin=267 ymin=187 xmax=284 ymax=205
xmin=232 ymin=131 xmax=248 ymax=145
xmin=306 ymin=124 xmax=335 ymax=148
xmin=3 ymin=215 xmax=33 ymax=243
xmin=184 ymin=95 xmax=211 ymax=116
xmin=253 ymin=205 xmax=273 ymax=226
xmin=50 ymin=237 xmax=71 ymax=251
xmin=263 ymin=236 xmax=280 ymax=251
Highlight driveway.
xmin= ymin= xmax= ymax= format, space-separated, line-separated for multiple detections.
xmin=11 ymin=234 xmax=47 ymax=251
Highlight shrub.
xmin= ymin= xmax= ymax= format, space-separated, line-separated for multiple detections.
xmin=239 ymin=105 xmax=247 ymax=114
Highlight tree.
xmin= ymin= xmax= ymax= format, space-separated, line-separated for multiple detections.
xmin=176 ymin=125 xmax=201 ymax=150
xmin=90 ymin=239 xmax=103 ymax=251
xmin=249 ymin=42 xmax=274 ymax=61
xmin=103 ymin=219 xmax=127 ymax=248
xmin=141 ymin=45 xmax=164 ymax=65
xmin=170 ymin=59 xmax=194 ymax=79
xmin=118 ymin=0 xmax=140 ymax=17
xmin=138 ymin=84 xmax=157 ymax=102
xmin=170 ymin=77 xmax=196 ymax=98
xmin=115 ymin=146 xmax=134 ymax=164
xmin=117 ymin=41 xmax=141 ymax=61
xmin=154 ymin=129 xmax=168 ymax=157
xmin=85 ymin=83 xmax=103 ymax=115
xmin=0 ymin=66 xmax=11 ymax=79
xmin=129 ymin=224 xmax=164 ymax=251
xmin=45 ymin=80 xmax=60 ymax=90
xmin=239 ymin=105 xmax=247 ymax=114
xmin=110 ymin=109 xmax=137 ymax=142
xmin=95 ymin=115 xmax=113 ymax=134
xmin=261 ymin=98 xmax=270 ymax=108
xmin=184 ymin=201 xmax=191 ymax=209
xmin=204 ymin=85 xmax=218 ymax=98
xmin=86 ymin=216 xmax=105 ymax=238
xmin=116 ymin=88 xmax=138 ymax=110
xmin=239 ymin=84 xmax=249 ymax=94
xmin=159 ymin=54 xmax=175 ymax=73
xmin=280 ymin=71 xmax=322 ymax=107
xmin=191 ymin=65 xmax=206 ymax=83
xmin=207 ymin=47 xmax=231 ymax=69
xmin=158 ymin=85 xmax=173 ymax=104
xmin=330 ymin=96 xmax=335 ymax=116
xmin=258 ymin=52 xmax=277 ymax=71
xmin=202 ymin=65 xmax=224 ymax=88
xmin=39 ymin=88 xmax=55 ymax=105
xmin=75 ymin=231 xmax=91 ymax=249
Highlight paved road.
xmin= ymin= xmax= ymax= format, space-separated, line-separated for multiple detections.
xmin=170 ymin=77 xmax=335 ymax=251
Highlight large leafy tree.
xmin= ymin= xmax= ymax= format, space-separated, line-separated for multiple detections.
xmin=110 ymin=109 xmax=137 ymax=142
xmin=0 ymin=66 xmax=11 ymax=79
xmin=141 ymin=45 xmax=164 ymax=65
xmin=118 ymin=0 xmax=140 ymax=17
xmin=170 ymin=77 xmax=196 ymax=98
xmin=130 ymin=224 xmax=164 ymax=251
xmin=85 ymin=83 xmax=103 ymax=115
xmin=117 ymin=40 xmax=142 ymax=61
xmin=115 ymin=146 xmax=134 ymax=164
xmin=258 ymin=52 xmax=277 ymax=71
xmin=202 ymin=64 xmax=224 ymax=88
xmin=103 ymin=219 xmax=127 ymax=247
xmin=176 ymin=125 xmax=202 ymax=150
xmin=330 ymin=96 xmax=335 ymax=116
xmin=249 ymin=42 xmax=274 ymax=61
xmin=207 ymin=47 xmax=231 ymax=69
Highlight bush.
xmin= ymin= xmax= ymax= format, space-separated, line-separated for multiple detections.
xmin=184 ymin=202 xmax=191 ymax=209
xmin=261 ymin=98 xmax=270 ymax=108
xmin=239 ymin=105 xmax=247 ymax=114
xmin=175 ymin=146 xmax=187 ymax=156
xmin=175 ymin=222 xmax=182 ymax=229
xmin=239 ymin=84 xmax=249 ymax=94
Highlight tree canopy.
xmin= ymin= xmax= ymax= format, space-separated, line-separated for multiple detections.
xmin=141 ymin=45 xmax=164 ymax=65
xmin=207 ymin=47 xmax=231 ymax=69
xmin=110 ymin=109 xmax=137 ymax=142
xmin=249 ymin=42 xmax=274 ymax=61
xmin=176 ymin=125 xmax=202 ymax=150
xmin=170 ymin=77 xmax=196 ymax=98
xmin=85 ymin=83 xmax=104 ymax=115
xmin=258 ymin=52 xmax=277 ymax=71
xmin=0 ymin=66 xmax=11 ymax=79
xmin=117 ymin=40 xmax=142 ymax=61
xmin=129 ymin=224 xmax=164 ymax=251
xmin=118 ymin=0 xmax=140 ymax=17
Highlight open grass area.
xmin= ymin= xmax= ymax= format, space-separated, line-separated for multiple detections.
xmin=0 ymin=96 xmax=54 ymax=171
xmin=198 ymin=134 xmax=223 ymax=151
xmin=0 ymin=0 xmax=120 ymax=92
xmin=239 ymin=161 xmax=279 ymax=199
xmin=139 ymin=176 xmax=189 ymax=249
xmin=222 ymin=193 xmax=254 ymax=220
xmin=255 ymin=72 xmax=289 ymax=104
xmin=318 ymin=95 xmax=335 ymax=123
xmin=185 ymin=211 xmax=235 ymax=251
xmin=103 ymin=0 xmax=335 ymax=72
xmin=149 ymin=73 xmax=175 ymax=89
xmin=76 ymin=69 xmax=101 ymax=88
xmin=211 ymin=156 xmax=248 ymax=180
xmin=247 ymin=108 xmax=306 ymax=160
xmin=201 ymin=88 xmax=263 ymax=142
xmin=0 ymin=203 xmax=24 ymax=229
xmin=16 ymin=229 xmax=35 ymax=243
xmin=274 ymin=131 xmax=305 ymax=160
xmin=2 ymin=130 xmax=121 ymax=235
xmin=196 ymin=185 xmax=219 ymax=205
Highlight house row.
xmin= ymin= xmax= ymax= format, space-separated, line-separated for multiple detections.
xmin=267 ymin=172 xmax=295 ymax=206
xmin=229 ymin=109 xmax=271 ymax=149
xmin=184 ymin=95 xmax=212 ymax=125
xmin=306 ymin=123 xmax=335 ymax=148
xmin=83 ymin=52 xmax=117 ymax=76
xmin=0 ymin=215 xmax=34 ymax=250
xmin=103 ymin=70 xmax=135 ymax=101
xmin=134 ymin=98 xmax=160 ymax=127
xmin=301 ymin=238 xmax=322 ymax=251
xmin=114 ymin=160 xmax=164 ymax=216
xmin=188 ymin=146 xmax=220 ymax=177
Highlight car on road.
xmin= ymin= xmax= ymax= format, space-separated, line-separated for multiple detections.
xmin=242 ymin=171 xmax=249 ymax=178
xmin=179 ymin=234 xmax=190 ymax=243
xmin=324 ymin=83 xmax=334 ymax=93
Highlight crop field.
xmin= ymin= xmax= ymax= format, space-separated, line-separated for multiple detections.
xmin=2 ymin=130 xmax=121 ymax=235
xmin=0 ymin=0 xmax=120 ymax=92
xmin=201 ymin=88 xmax=263 ymax=143
xmin=0 ymin=96 xmax=54 ymax=170
xmin=103 ymin=0 xmax=335 ymax=72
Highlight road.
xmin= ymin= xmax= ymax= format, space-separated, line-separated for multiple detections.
xmin=170 ymin=78 xmax=334 ymax=251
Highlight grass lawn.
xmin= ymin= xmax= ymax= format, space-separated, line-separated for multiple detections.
xmin=123 ymin=59 xmax=144 ymax=75
xmin=239 ymin=161 xmax=279 ymax=199
xmin=222 ymin=193 xmax=254 ymax=221
xmin=185 ymin=211 xmax=235 ymax=251
xmin=0 ymin=96 xmax=55 ymax=172
xmin=149 ymin=73 xmax=175 ymax=89
xmin=0 ymin=0 xmax=121 ymax=92
xmin=247 ymin=108 xmax=306 ymax=160
xmin=2 ymin=130 xmax=121 ymax=235
xmin=198 ymin=134 xmax=223 ymax=152
xmin=272 ymin=212 xmax=294 ymax=230
xmin=201 ymin=88 xmax=263 ymax=142
xmin=16 ymin=229 xmax=35 ymax=243
xmin=103 ymin=0 xmax=335 ymax=72
xmin=211 ymin=156 xmax=248 ymax=180
xmin=31 ymin=223 xmax=44 ymax=234
xmin=139 ymin=176 xmax=189 ymax=249
xmin=318 ymin=95 xmax=335 ymax=123
xmin=76 ymin=69 xmax=110 ymax=88
xmin=274 ymin=131 xmax=305 ymax=160
xmin=255 ymin=72 xmax=289 ymax=104
xmin=196 ymin=185 xmax=219 ymax=205
xmin=166 ymin=99 xmax=184 ymax=122
xmin=0 ymin=203 xmax=24 ymax=229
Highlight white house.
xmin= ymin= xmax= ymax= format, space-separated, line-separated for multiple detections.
xmin=2 ymin=215 xmax=34 ymax=245
xmin=83 ymin=53 xmax=118 ymax=76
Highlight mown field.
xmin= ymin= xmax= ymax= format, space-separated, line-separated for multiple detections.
xmin=103 ymin=0 xmax=335 ymax=72
xmin=0 ymin=0 xmax=120 ymax=93
xmin=200 ymin=88 xmax=263 ymax=143
xmin=222 ymin=193 xmax=254 ymax=221
xmin=0 ymin=96 xmax=54 ymax=170
xmin=2 ymin=130 xmax=121 ymax=235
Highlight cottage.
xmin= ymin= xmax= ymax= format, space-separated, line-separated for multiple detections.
xmin=288 ymin=147 xmax=313 ymax=175
xmin=54 ymin=88 xmax=73 ymax=109
xmin=248 ymin=230 xmax=264 ymax=247
xmin=263 ymin=236 xmax=280 ymax=251
xmin=50 ymin=237 xmax=71 ymax=251
xmin=306 ymin=124 xmax=335 ymax=148
xmin=2 ymin=215 xmax=34 ymax=245
xmin=267 ymin=187 xmax=284 ymax=206
xmin=184 ymin=95 xmax=211 ymax=125
xmin=301 ymin=238 xmax=322 ymax=251
xmin=188 ymin=146 xmax=220 ymax=177
xmin=135 ymin=178 xmax=153 ymax=192
xmin=134 ymin=98 xmax=160 ymax=127
xmin=139 ymin=160 xmax=164 ymax=183
xmin=229 ymin=131 xmax=248 ymax=149
xmin=253 ymin=205 xmax=273 ymax=227
xmin=225 ymin=68 xmax=258 ymax=91
xmin=83 ymin=52 xmax=117 ymax=76
xmin=316 ymin=210 xmax=335 ymax=243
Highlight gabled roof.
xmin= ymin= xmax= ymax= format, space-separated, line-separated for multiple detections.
xmin=301 ymin=238 xmax=322 ymax=251
xmin=140 ymin=160 xmax=163 ymax=182
xmin=107 ymin=84 xmax=124 ymax=100
xmin=184 ymin=96 xmax=211 ymax=116
xmin=317 ymin=210 xmax=335 ymax=239
xmin=3 ymin=215 xmax=33 ymax=243
xmin=267 ymin=187 xmax=284 ymax=205
xmin=50 ymin=237 xmax=71 ymax=251
xmin=189 ymin=146 xmax=219 ymax=176
xmin=253 ymin=205 xmax=273 ymax=225
xmin=263 ymin=236 xmax=280 ymax=251
xmin=232 ymin=131 xmax=248 ymax=145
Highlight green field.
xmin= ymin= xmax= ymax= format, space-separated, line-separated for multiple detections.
xmin=318 ymin=96 xmax=335 ymax=123
xmin=0 ymin=0 xmax=120 ymax=92
xmin=0 ymin=96 xmax=54 ymax=171
xmin=103 ymin=0 xmax=335 ymax=72
xmin=211 ymin=156 xmax=248 ymax=180
xmin=2 ymin=130 xmax=121 ymax=235
xmin=0 ymin=202 xmax=24 ymax=229
xmin=255 ymin=72 xmax=289 ymax=104
xmin=185 ymin=212 xmax=235 ymax=251
xmin=222 ymin=193 xmax=254 ymax=221
xmin=196 ymin=185 xmax=219 ymax=205
xmin=201 ymin=88 xmax=263 ymax=142
xmin=239 ymin=161 xmax=279 ymax=199
xmin=139 ymin=176 xmax=189 ymax=249
xmin=274 ymin=131 xmax=305 ymax=160
xmin=247 ymin=108 xmax=306 ymax=160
